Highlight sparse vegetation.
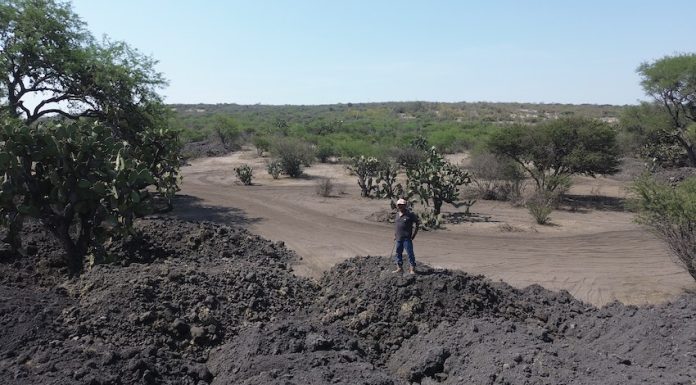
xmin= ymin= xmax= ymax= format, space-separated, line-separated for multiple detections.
xmin=170 ymin=102 xmax=625 ymax=159
xmin=619 ymin=103 xmax=684 ymax=166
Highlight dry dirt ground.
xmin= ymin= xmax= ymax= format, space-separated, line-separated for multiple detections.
xmin=175 ymin=149 xmax=696 ymax=306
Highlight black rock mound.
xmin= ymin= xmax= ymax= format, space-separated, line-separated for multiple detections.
xmin=1 ymin=218 xmax=695 ymax=385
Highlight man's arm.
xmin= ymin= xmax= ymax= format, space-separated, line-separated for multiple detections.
xmin=411 ymin=214 xmax=420 ymax=240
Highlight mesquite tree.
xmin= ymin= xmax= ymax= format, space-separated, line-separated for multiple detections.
xmin=487 ymin=117 xmax=620 ymax=193
xmin=637 ymin=54 xmax=696 ymax=166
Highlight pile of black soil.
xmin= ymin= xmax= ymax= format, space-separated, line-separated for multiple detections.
xmin=2 ymin=218 xmax=695 ymax=385
xmin=212 ymin=258 xmax=696 ymax=385
xmin=1 ymin=218 xmax=316 ymax=385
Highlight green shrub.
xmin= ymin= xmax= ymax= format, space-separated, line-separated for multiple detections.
xmin=335 ymin=138 xmax=376 ymax=158
xmin=253 ymin=135 xmax=271 ymax=156
xmin=427 ymin=128 xmax=472 ymax=153
xmin=315 ymin=141 xmax=336 ymax=163
xmin=270 ymin=138 xmax=314 ymax=178
xmin=633 ymin=175 xmax=696 ymax=280
xmin=234 ymin=164 xmax=253 ymax=185
xmin=212 ymin=114 xmax=240 ymax=150
xmin=178 ymin=126 xmax=208 ymax=143
xmin=526 ymin=191 xmax=555 ymax=225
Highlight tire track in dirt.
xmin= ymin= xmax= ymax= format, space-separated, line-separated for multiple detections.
xmin=179 ymin=168 xmax=695 ymax=306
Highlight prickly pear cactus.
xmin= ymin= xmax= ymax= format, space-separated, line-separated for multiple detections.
xmin=406 ymin=147 xmax=472 ymax=225
xmin=234 ymin=164 xmax=253 ymax=185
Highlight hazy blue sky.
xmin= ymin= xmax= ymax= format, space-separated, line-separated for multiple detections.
xmin=71 ymin=0 xmax=695 ymax=105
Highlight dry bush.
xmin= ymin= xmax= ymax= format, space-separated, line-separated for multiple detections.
xmin=526 ymin=191 xmax=555 ymax=225
xmin=315 ymin=177 xmax=335 ymax=197
xmin=633 ymin=175 xmax=696 ymax=281
xmin=468 ymin=151 xmax=525 ymax=201
xmin=390 ymin=147 xmax=425 ymax=171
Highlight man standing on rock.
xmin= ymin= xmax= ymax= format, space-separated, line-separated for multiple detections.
xmin=393 ymin=198 xmax=420 ymax=275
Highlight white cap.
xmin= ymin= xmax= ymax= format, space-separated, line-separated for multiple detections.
xmin=396 ymin=198 xmax=407 ymax=205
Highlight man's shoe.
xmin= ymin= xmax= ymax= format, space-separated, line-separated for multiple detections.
xmin=408 ymin=266 xmax=416 ymax=275
xmin=392 ymin=266 xmax=403 ymax=274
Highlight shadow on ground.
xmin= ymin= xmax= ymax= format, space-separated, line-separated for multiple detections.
xmin=559 ymin=194 xmax=631 ymax=213
xmin=166 ymin=194 xmax=263 ymax=226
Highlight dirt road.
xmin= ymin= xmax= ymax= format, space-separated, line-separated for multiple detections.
xmin=176 ymin=152 xmax=695 ymax=306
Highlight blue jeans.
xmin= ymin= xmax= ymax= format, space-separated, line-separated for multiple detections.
xmin=394 ymin=238 xmax=416 ymax=267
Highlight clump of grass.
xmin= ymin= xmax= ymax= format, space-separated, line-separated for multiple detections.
xmin=527 ymin=191 xmax=555 ymax=225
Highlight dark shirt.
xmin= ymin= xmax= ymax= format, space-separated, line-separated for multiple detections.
xmin=395 ymin=211 xmax=419 ymax=240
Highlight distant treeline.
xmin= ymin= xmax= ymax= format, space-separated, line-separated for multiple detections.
xmin=169 ymin=101 xmax=626 ymax=158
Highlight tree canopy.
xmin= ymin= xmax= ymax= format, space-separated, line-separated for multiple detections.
xmin=0 ymin=0 xmax=165 ymax=124
xmin=620 ymin=102 xmax=687 ymax=167
xmin=638 ymin=53 xmax=696 ymax=166
xmin=487 ymin=117 xmax=620 ymax=193
xmin=0 ymin=0 xmax=181 ymax=273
